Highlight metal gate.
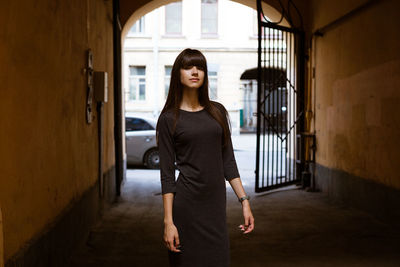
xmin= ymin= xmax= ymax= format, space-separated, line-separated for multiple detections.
xmin=255 ymin=0 xmax=305 ymax=192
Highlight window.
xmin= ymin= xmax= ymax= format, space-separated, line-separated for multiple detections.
xmin=128 ymin=66 xmax=146 ymax=101
xmin=201 ymin=0 xmax=218 ymax=35
xmin=125 ymin=117 xmax=154 ymax=131
xmin=165 ymin=1 xmax=182 ymax=35
xmin=164 ymin=66 xmax=172 ymax=99
xmin=208 ymin=64 xmax=219 ymax=100
xmin=127 ymin=16 xmax=145 ymax=36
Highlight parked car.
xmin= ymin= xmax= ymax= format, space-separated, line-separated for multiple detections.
xmin=125 ymin=114 xmax=159 ymax=169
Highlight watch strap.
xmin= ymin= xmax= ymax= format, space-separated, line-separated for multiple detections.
xmin=238 ymin=195 xmax=250 ymax=203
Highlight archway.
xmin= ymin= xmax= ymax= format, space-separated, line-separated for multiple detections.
xmin=118 ymin=0 xmax=296 ymax=192
xmin=121 ymin=0 xmax=290 ymax=39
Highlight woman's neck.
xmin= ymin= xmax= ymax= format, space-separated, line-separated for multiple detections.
xmin=180 ymin=87 xmax=202 ymax=110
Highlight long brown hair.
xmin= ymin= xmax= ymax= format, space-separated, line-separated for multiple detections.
xmin=157 ymin=48 xmax=231 ymax=147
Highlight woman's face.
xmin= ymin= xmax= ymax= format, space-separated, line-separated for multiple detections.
xmin=180 ymin=65 xmax=205 ymax=90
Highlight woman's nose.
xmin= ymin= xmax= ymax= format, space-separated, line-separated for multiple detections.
xmin=191 ymin=66 xmax=198 ymax=74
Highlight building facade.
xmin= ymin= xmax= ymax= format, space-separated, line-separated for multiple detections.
xmin=123 ymin=0 xmax=260 ymax=134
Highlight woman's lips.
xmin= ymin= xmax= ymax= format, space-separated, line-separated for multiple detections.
xmin=190 ymin=78 xmax=199 ymax=81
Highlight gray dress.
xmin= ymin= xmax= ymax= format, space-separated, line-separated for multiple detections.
xmin=157 ymin=102 xmax=240 ymax=267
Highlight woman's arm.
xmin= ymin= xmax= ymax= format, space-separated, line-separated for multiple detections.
xmin=229 ymin=177 xmax=255 ymax=234
xmin=162 ymin=193 xmax=174 ymax=224
xmin=216 ymin=102 xmax=254 ymax=233
xmin=157 ymin=113 xmax=181 ymax=252
xmin=162 ymin=193 xmax=181 ymax=252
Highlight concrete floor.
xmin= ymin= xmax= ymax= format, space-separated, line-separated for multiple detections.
xmin=68 ymin=135 xmax=400 ymax=266
xmin=67 ymin=170 xmax=400 ymax=266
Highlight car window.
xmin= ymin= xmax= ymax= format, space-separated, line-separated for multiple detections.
xmin=126 ymin=117 xmax=154 ymax=131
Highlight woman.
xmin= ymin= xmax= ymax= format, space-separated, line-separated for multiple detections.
xmin=156 ymin=48 xmax=254 ymax=267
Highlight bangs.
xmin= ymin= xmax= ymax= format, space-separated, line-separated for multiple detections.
xmin=181 ymin=52 xmax=207 ymax=70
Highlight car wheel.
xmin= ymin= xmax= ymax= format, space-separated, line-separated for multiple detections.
xmin=144 ymin=149 xmax=160 ymax=169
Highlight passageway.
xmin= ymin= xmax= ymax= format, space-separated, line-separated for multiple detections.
xmin=2 ymin=1 xmax=400 ymax=266
xmin=68 ymin=135 xmax=400 ymax=267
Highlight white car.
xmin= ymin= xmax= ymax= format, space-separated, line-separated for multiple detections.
xmin=125 ymin=114 xmax=159 ymax=169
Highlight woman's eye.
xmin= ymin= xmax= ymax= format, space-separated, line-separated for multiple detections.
xmin=182 ymin=65 xmax=204 ymax=71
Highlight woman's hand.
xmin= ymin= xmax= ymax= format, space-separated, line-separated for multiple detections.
xmin=163 ymin=222 xmax=182 ymax=252
xmin=238 ymin=200 xmax=254 ymax=234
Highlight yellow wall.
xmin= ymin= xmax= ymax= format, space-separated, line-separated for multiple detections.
xmin=0 ymin=206 xmax=3 ymax=267
xmin=0 ymin=0 xmax=114 ymax=261
xmin=310 ymin=0 xmax=400 ymax=189
xmin=2 ymin=0 xmax=398 ymax=262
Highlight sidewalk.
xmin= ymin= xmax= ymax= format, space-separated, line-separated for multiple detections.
xmin=232 ymin=133 xmax=257 ymax=151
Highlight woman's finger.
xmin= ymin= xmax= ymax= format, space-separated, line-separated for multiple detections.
xmin=244 ymin=224 xmax=253 ymax=233
xmin=164 ymin=236 xmax=169 ymax=249
xmin=244 ymin=215 xmax=250 ymax=228
xmin=244 ymin=216 xmax=255 ymax=233
xmin=173 ymin=234 xmax=181 ymax=252
xmin=169 ymin=238 xmax=177 ymax=251
xmin=175 ymin=234 xmax=180 ymax=247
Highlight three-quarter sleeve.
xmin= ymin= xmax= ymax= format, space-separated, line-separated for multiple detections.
xmin=157 ymin=113 xmax=176 ymax=194
xmin=218 ymin=104 xmax=240 ymax=181
xmin=222 ymin=131 xmax=240 ymax=181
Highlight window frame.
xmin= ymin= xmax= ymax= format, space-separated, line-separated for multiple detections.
xmin=164 ymin=1 xmax=183 ymax=36
xmin=201 ymin=0 xmax=219 ymax=37
xmin=128 ymin=66 xmax=146 ymax=102
xmin=127 ymin=16 xmax=146 ymax=37
xmin=164 ymin=66 xmax=173 ymax=99
xmin=208 ymin=63 xmax=219 ymax=100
